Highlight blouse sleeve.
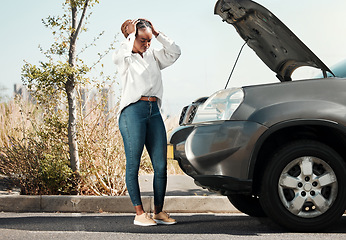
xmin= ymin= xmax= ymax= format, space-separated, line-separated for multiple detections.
xmin=112 ymin=33 xmax=136 ymax=68
xmin=153 ymin=32 xmax=181 ymax=70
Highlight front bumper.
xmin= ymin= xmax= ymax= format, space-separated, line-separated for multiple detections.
xmin=169 ymin=120 xmax=267 ymax=194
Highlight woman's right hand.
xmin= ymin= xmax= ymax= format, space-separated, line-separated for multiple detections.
xmin=126 ymin=19 xmax=139 ymax=36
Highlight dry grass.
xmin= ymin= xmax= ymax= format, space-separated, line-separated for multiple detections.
xmin=0 ymin=89 xmax=183 ymax=195
xmin=77 ymin=88 xmax=127 ymax=195
xmin=0 ymin=98 xmax=38 ymax=148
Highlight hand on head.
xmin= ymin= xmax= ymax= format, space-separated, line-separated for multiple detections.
xmin=121 ymin=19 xmax=158 ymax=38
xmin=140 ymin=18 xmax=159 ymax=37
xmin=121 ymin=19 xmax=139 ymax=38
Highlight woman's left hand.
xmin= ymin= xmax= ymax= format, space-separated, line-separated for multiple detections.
xmin=144 ymin=19 xmax=159 ymax=37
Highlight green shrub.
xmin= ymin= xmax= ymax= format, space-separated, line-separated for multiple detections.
xmin=0 ymin=97 xmax=78 ymax=195
xmin=0 ymin=136 xmax=78 ymax=195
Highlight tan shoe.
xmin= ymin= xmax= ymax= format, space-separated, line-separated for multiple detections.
xmin=134 ymin=213 xmax=157 ymax=226
xmin=153 ymin=211 xmax=177 ymax=225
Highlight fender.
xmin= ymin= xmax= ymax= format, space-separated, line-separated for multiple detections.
xmin=247 ymin=119 xmax=346 ymax=178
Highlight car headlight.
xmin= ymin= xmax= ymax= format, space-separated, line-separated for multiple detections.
xmin=192 ymin=88 xmax=244 ymax=123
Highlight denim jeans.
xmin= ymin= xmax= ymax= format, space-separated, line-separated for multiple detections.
xmin=119 ymin=100 xmax=167 ymax=207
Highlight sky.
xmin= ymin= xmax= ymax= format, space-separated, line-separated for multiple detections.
xmin=1 ymin=0 xmax=346 ymax=115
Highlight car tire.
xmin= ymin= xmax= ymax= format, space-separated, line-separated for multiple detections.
xmin=260 ymin=140 xmax=346 ymax=232
xmin=227 ymin=194 xmax=267 ymax=217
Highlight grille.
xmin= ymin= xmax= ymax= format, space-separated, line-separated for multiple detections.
xmin=179 ymin=104 xmax=198 ymax=125
xmin=179 ymin=97 xmax=208 ymax=126
xmin=187 ymin=105 xmax=198 ymax=123
xmin=179 ymin=106 xmax=188 ymax=125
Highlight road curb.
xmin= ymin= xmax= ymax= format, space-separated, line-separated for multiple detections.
xmin=0 ymin=195 xmax=239 ymax=213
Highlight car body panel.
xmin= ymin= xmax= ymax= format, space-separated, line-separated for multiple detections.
xmin=173 ymin=121 xmax=267 ymax=179
xmin=248 ymin=118 xmax=346 ymax=179
xmin=233 ymin=78 xmax=346 ymax=126
xmin=214 ymin=0 xmax=334 ymax=81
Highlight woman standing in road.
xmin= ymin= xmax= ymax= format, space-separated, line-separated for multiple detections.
xmin=113 ymin=19 xmax=181 ymax=226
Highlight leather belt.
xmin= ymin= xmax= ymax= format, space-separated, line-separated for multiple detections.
xmin=140 ymin=96 xmax=157 ymax=102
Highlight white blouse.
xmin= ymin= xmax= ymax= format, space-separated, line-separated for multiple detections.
xmin=112 ymin=32 xmax=181 ymax=115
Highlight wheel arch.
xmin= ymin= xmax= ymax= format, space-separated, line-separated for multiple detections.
xmin=249 ymin=119 xmax=346 ymax=194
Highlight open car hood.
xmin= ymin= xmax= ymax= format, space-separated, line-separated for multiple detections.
xmin=214 ymin=0 xmax=334 ymax=81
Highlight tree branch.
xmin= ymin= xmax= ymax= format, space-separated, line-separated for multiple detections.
xmin=72 ymin=0 xmax=90 ymax=46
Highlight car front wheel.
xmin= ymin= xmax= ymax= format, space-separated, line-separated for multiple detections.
xmin=260 ymin=140 xmax=346 ymax=232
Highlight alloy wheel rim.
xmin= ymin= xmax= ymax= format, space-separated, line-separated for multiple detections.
xmin=278 ymin=156 xmax=338 ymax=218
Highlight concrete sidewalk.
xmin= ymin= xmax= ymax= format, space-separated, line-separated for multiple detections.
xmin=0 ymin=175 xmax=239 ymax=213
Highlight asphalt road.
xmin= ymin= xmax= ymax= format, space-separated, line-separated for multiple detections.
xmin=1 ymin=213 xmax=346 ymax=240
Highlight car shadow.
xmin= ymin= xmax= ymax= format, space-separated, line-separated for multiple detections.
xmin=0 ymin=214 xmax=345 ymax=235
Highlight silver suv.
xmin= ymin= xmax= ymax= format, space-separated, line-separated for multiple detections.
xmin=169 ymin=0 xmax=346 ymax=232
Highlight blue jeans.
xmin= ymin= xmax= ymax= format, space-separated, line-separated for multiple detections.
xmin=119 ymin=100 xmax=167 ymax=207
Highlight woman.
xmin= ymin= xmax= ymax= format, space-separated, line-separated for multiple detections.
xmin=113 ymin=19 xmax=181 ymax=226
